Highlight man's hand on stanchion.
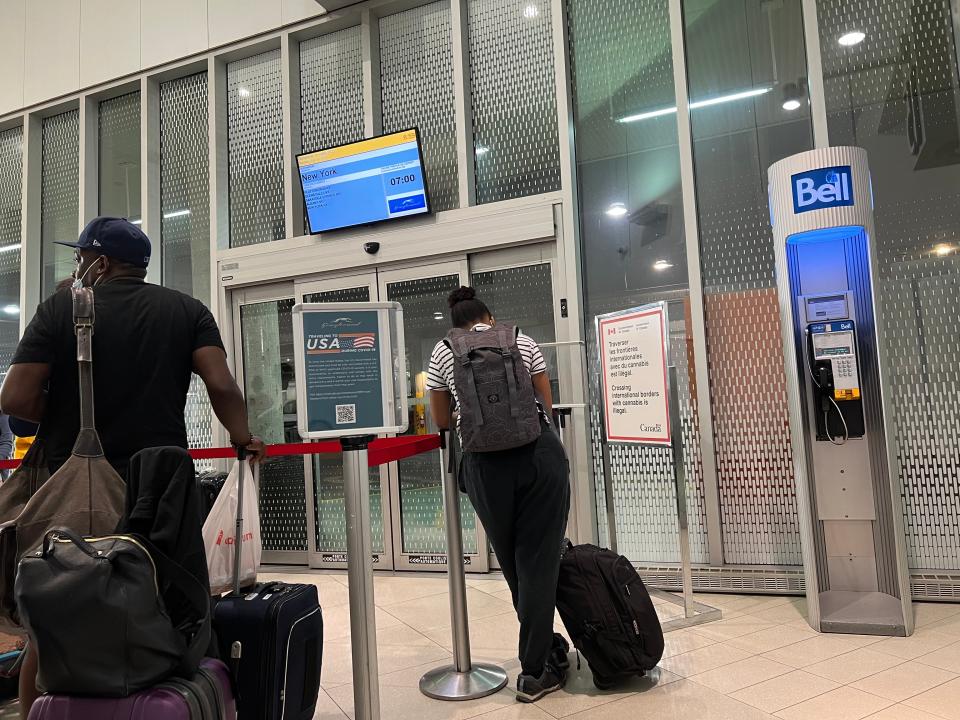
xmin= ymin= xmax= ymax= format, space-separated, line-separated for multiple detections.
xmin=233 ymin=434 xmax=266 ymax=463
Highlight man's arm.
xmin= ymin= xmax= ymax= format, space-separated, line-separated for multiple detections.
xmin=192 ymin=346 xmax=264 ymax=459
xmin=430 ymin=390 xmax=453 ymax=431
xmin=531 ymin=372 xmax=554 ymax=419
xmin=0 ymin=364 xmax=51 ymax=423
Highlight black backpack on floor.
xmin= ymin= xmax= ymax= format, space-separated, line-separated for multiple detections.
xmin=556 ymin=541 xmax=664 ymax=689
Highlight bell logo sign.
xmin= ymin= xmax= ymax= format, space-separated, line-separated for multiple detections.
xmin=791 ymin=165 xmax=854 ymax=214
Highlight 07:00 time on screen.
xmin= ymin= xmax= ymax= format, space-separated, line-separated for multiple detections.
xmin=389 ymin=174 xmax=417 ymax=186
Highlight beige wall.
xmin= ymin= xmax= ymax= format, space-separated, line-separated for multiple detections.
xmin=0 ymin=0 xmax=329 ymax=116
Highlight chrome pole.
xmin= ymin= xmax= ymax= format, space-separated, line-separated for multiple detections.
xmin=341 ymin=435 xmax=380 ymax=720
xmin=668 ymin=366 xmax=695 ymax=617
xmin=419 ymin=430 xmax=508 ymax=701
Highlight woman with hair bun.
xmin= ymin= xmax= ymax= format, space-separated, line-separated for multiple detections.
xmin=427 ymin=286 xmax=571 ymax=703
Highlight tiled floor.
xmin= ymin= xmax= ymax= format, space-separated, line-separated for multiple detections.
xmin=259 ymin=569 xmax=960 ymax=720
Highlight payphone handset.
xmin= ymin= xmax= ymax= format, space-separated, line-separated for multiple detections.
xmin=800 ymin=293 xmax=866 ymax=443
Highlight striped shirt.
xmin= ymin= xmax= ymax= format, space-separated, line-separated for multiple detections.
xmin=427 ymin=323 xmax=548 ymax=425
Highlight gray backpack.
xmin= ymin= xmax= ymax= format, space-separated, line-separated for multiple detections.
xmin=445 ymin=325 xmax=542 ymax=452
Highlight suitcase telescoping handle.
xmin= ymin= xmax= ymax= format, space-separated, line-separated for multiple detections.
xmin=232 ymin=446 xmax=247 ymax=597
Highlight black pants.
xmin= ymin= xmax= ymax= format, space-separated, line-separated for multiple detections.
xmin=460 ymin=421 xmax=570 ymax=676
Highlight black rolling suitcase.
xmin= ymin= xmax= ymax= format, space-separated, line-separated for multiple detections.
xmin=212 ymin=453 xmax=324 ymax=720
xmin=555 ymin=541 xmax=664 ymax=690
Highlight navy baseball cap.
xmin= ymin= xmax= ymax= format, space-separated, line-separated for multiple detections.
xmin=55 ymin=216 xmax=151 ymax=269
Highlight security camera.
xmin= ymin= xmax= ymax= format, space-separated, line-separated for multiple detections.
xmin=363 ymin=242 xmax=380 ymax=255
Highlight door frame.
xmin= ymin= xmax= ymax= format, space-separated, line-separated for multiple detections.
xmin=231 ymin=281 xmax=315 ymax=566
xmin=294 ymin=270 xmax=396 ymax=571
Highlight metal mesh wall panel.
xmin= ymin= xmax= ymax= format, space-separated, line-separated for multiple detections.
xmin=380 ymin=3 xmax=458 ymax=212
xmin=300 ymin=28 xmax=364 ymax=154
xmin=228 ymin=50 xmax=285 ymax=248
xmin=567 ymin=0 xmax=708 ymax=563
xmin=41 ymin=111 xmax=79 ymax=297
xmin=0 ymin=127 xmax=23 ymax=377
xmin=589 ymin=301 xmax=709 ymax=564
xmin=817 ymin=0 xmax=960 ymax=570
xmin=98 ymin=92 xmax=141 ymax=221
xmin=686 ymin=0 xmax=813 ymax=565
xmin=468 ymin=0 xmax=561 ymax=203
xmin=161 ymin=73 xmax=212 ymax=460
xmin=161 ymin=72 xmax=210 ymax=304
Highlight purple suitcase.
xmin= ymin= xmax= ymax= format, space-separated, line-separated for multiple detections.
xmin=28 ymin=658 xmax=236 ymax=720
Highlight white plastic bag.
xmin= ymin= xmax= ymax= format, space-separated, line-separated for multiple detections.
xmin=202 ymin=460 xmax=262 ymax=595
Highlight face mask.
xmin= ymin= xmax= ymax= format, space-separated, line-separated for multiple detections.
xmin=72 ymin=258 xmax=105 ymax=290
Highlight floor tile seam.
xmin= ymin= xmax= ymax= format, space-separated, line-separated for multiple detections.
xmin=771 ymin=681 xmax=896 ymax=716
xmin=850 ymin=669 xmax=960 ymax=704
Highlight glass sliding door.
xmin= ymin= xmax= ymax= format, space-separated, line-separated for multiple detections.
xmin=297 ymin=274 xmax=394 ymax=569
xmin=234 ymin=285 xmax=311 ymax=564
xmin=380 ymin=262 xmax=489 ymax=571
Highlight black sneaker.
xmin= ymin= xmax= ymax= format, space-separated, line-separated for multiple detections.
xmin=550 ymin=633 xmax=571 ymax=671
xmin=516 ymin=664 xmax=566 ymax=703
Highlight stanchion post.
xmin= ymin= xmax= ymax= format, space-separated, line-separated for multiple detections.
xmin=341 ymin=435 xmax=380 ymax=720
xmin=419 ymin=430 xmax=508 ymax=701
xmin=667 ymin=366 xmax=695 ymax=617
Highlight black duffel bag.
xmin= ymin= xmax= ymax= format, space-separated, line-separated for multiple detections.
xmin=15 ymin=528 xmax=211 ymax=696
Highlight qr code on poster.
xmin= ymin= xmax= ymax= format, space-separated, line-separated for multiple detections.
xmin=336 ymin=404 xmax=357 ymax=425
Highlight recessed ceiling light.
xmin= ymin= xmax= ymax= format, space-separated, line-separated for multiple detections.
xmin=838 ymin=31 xmax=865 ymax=46
xmin=163 ymin=209 xmax=192 ymax=219
xmin=653 ymin=259 xmax=673 ymax=271
xmin=3 ymin=305 xmax=19 ymax=315
xmin=782 ymin=99 xmax=801 ymax=111
xmin=523 ymin=4 xmax=539 ymax=19
xmin=238 ymin=87 xmax=252 ymax=98
xmin=933 ymin=243 xmax=955 ymax=257
xmin=606 ymin=202 xmax=628 ymax=218
xmin=433 ymin=312 xmax=445 ymax=321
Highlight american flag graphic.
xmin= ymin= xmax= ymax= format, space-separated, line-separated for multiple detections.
xmin=341 ymin=333 xmax=376 ymax=349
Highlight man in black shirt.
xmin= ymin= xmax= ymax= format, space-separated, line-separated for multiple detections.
xmin=1 ymin=216 xmax=263 ymax=476
xmin=1 ymin=217 xmax=264 ymax=713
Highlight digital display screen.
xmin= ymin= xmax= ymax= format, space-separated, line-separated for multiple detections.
xmin=297 ymin=129 xmax=431 ymax=234
xmin=813 ymin=330 xmax=855 ymax=359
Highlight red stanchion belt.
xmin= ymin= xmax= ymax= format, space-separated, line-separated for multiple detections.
xmin=0 ymin=434 xmax=441 ymax=471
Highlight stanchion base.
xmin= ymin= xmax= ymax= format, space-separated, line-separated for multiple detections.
xmin=419 ymin=663 xmax=509 ymax=701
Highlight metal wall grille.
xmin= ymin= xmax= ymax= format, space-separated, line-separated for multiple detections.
xmin=467 ymin=0 xmax=561 ymax=204
xmin=41 ymin=110 xmax=80 ymax=298
xmin=98 ymin=92 xmax=141 ymax=221
xmin=228 ymin=50 xmax=285 ymax=248
xmin=0 ymin=126 xmax=23 ymax=378
xmin=589 ymin=303 xmax=709 ymax=564
xmin=161 ymin=72 xmax=210 ymax=304
xmin=818 ymin=0 xmax=960 ymax=571
xmin=380 ymin=3 xmax=459 ymax=212
xmin=300 ymin=27 xmax=364 ymax=155
xmin=567 ymin=0 xmax=707 ymax=563
xmin=687 ymin=0 xmax=813 ymax=565
xmin=161 ymin=74 xmax=212 ymax=460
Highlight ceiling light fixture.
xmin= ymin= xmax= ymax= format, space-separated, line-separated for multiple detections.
xmin=0 ymin=243 xmax=21 ymax=254
xmin=605 ymin=202 xmax=628 ymax=218
xmin=163 ymin=209 xmax=192 ymax=219
xmin=2 ymin=305 xmax=19 ymax=316
xmin=433 ymin=312 xmax=445 ymax=321
xmin=653 ymin=259 xmax=673 ymax=271
xmin=933 ymin=243 xmax=955 ymax=257
xmin=782 ymin=99 xmax=801 ymax=111
xmin=238 ymin=87 xmax=252 ymax=98
xmin=838 ymin=31 xmax=865 ymax=46
xmin=619 ymin=86 xmax=772 ymax=123
xmin=475 ymin=145 xmax=490 ymax=156
xmin=523 ymin=4 xmax=539 ymax=19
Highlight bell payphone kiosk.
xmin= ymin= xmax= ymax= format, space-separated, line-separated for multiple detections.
xmin=769 ymin=147 xmax=913 ymax=636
